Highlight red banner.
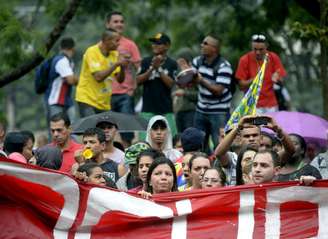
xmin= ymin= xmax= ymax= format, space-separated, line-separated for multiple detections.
xmin=1 ymin=158 xmax=328 ymax=239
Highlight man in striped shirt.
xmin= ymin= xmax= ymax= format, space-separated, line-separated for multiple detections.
xmin=192 ymin=34 xmax=233 ymax=151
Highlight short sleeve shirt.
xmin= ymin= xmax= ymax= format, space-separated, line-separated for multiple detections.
xmin=76 ymin=44 xmax=121 ymax=110
xmin=235 ymin=51 xmax=287 ymax=108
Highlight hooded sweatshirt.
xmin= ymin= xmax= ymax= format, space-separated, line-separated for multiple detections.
xmin=145 ymin=115 xmax=182 ymax=162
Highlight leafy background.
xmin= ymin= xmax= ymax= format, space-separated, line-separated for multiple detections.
xmin=0 ymin=0 xmax=324 ymax=132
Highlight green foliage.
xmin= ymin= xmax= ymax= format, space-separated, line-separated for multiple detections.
xmin=0 ymin=0 xmax=326 ymax=131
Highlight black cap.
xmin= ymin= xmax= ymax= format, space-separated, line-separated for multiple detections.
xmin=149 ymin=33 xmax=171 ymax=45
xmin=96 ymin=116 xmax=118 ymax=129
xmin=181 ymin=127 xmax=205 ymax=152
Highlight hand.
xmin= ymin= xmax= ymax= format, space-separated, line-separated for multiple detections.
xmin=194 ymin=72 xmax=203 ymax=84
xmin=175 ymin=89 xmax=185 ymax=96
xmin=271 ymin=71 xmax=280 ymax=83
xmin=238 ymin=115 xmax=257 ymax=129
xmin=74 ymin=171 xmax=88 ymax=182
xmin=118 ymin=54 xmax=130 ymax=67
xmin=298 ymin=175 xmax=316 ymax=186
xmin=151 ymin=55 xmax=163 ymax=69
xmin=28 ymin=156 xmax=37 ymax=165
xmin=137 ymin=190 xmax=152 ymax=199
xmin=261 ymin=116 xmax=281 ymax=133
xmin=74 ymin=149 xmax=85 ymax=164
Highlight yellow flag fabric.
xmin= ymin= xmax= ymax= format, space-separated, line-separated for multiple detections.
xmin=224 ymin=55 xmax=268 ymax=132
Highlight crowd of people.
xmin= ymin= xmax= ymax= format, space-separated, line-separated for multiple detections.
xmin=0 ymin=11 xmax=327 ymax=199
xmin=0 ymin=111 xmax=327 ymax=199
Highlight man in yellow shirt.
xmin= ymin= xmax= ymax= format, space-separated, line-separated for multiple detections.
xmin=76 ymin=29 xmax=129 ymax=117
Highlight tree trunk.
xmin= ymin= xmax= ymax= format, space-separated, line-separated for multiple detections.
xmin=0 ymin=0 xmax=81 ymax=88
xmin=320 ymin=0 xmax=328 ymax=119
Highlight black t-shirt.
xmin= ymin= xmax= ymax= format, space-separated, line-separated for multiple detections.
xmin=276 ymin=164 xmax=322 ymax=182
xmin=100 ymin=159 xmax=119 ymax=182
xmin=139 ymin=56 xmax=178 ymax=114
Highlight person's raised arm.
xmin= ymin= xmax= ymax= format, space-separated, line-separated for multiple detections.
xmin=262 ymin=116 xmax=295 ymax=164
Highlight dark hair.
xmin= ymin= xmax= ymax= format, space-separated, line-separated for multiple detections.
xmin=177 ymin=49 xmax=193 ymax=63
xmin=260 ymin=131 xmax=275 ymax=147
xmin=3 ymin=132 xmax=25 ymax=154
xmin=105 ymin=11 xmax=123 ymax=22
xmin=173 ymin=133 xmax=181 ymax=148
xmin=151 ymin=120 xmax=167 ymax=130
xmin=289 ymin=133 xmax=307 ymax=158
xmin=35 ymin=145 xmax=62 ymax=170
xmin=254 ymin=149 xmax=280 ymax=167
xmin=21 ymin=130 xmax=35 ymax=145
xmin=203 ymin=167 xmax=226 ymax=186
xmin=77 ymin=162 xmax=101 ymax=176
xmin=188 ymin=152 xmax=210 ymax=170
xmin=83 ymin=128 xmax=106 ymax=144
xmin=102 ymin=29 xmax=118 ymax=41
xmin=145 ymin=157 xmax=177 ymax=193
xmin=136 ymin=148 xmax=164 ymax=166
xmin=50 ymin=112 xmax=71 ymax=127
xmin=113 ymin=141 xmax=125 ymax=151
xmin=60 ymin=37 xmax=75 ymax=49
xmin=236 ymin=145 xmax=258 ymax=185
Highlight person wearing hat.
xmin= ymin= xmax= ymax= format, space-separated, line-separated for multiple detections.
xmin=137 ymin=32 xmax=178 ymax=138
xmin=95 ymin=116 xmax=125 ymax=166
xmin=235 ymin=34 xmax=287 ymax=114
xmin=175 ymin=127 xmax=205 ymax=191
xmin=116 ymin=141 xmax=151 ymax=191
xmin=145 ymin=115 xmax=182 ymax=163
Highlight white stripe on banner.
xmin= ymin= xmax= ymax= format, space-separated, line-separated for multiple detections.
xmin=75 ymin=187 xmax=174 ymax=239
xmin=237 ymin=191 xmax=255 ymax=239
xmin=266 ymin=186 xmax=328 ymax=239
xmin=172 ymin=199 xmax=192 ymax=239
xmin=0 ymin=161 xmax=80 ymax=239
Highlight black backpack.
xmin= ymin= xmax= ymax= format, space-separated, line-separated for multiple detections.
xmin=35 ymin=54 xmax=64 ymax=94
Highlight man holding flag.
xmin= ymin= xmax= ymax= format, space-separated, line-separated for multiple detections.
xmin=235 ymin=34 xmax=287 ymax=114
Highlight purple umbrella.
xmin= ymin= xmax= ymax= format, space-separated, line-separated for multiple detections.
xmin=265 ymin=111 xmax=328 ymax=147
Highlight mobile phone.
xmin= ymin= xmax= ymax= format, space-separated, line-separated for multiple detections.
xmin=253 ymin=116 xmax=269 ymax=126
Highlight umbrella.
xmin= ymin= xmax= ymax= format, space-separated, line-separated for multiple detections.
xmin=72 ymin=111 xmax=148 ymax=134
xmin=265 ymin=111 xmax=328 ymax=147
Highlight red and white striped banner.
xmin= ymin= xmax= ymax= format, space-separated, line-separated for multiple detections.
xmin=0 ymin=157 xmax=328 ymax=239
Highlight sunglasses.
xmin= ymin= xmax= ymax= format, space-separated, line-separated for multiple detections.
xmin=202 ymin=41 xmax=217 ymax=47
xmin=252 ymin=34 xmax=266 ymax=42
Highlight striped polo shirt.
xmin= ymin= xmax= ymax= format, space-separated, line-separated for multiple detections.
xmin=192 ymin=55 xmax=233 ymax=114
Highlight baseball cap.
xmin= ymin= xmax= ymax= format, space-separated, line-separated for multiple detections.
xmin=149 ymin=32 xmax=171 ymax=45
xmin=124 ymin=142 xmax=151 ymax=166
xmin=181 ymin=127 xmax=205 ymax=152
xmin=96 ymin=116 xmax=118 ymax=129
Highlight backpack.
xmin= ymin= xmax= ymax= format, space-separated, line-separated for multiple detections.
xmin=35 ymin=54 xmax=64 ymax=94
xmin=196 ymin=56 xmax=237 ymax=95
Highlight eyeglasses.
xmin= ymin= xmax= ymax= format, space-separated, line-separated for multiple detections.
xmin=252 ymin=34 xmax=266 ymax=42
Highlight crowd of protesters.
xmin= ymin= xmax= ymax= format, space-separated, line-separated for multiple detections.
xmin=0 ymin=11 xmax=327 ymax=199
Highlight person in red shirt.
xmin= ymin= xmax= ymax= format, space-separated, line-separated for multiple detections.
xmin=50 ymin=112 xmax=82 ymax=173
xmin=235 ymin=34 xmax=287 ymax=114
